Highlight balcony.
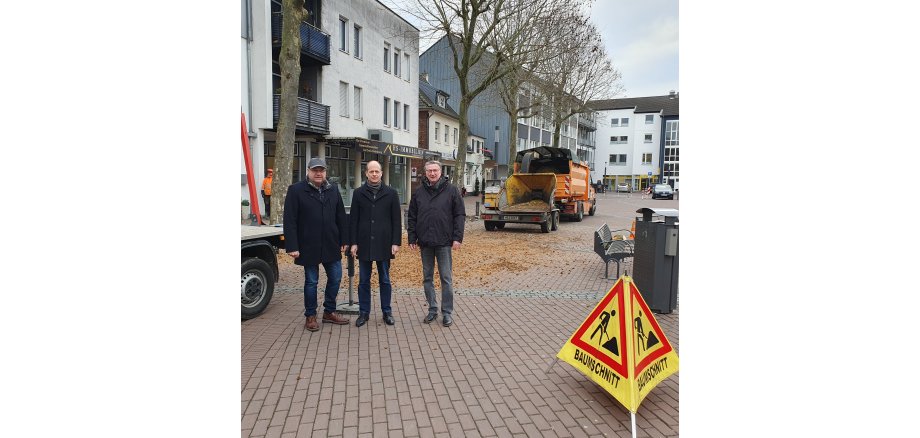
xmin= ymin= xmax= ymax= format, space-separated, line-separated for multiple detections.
xmin=271 ymin=13 xmax=331 ymax=65
xmin=273 ymin=95 xmax=330 ymax=135
xmin=578 ymin=114 xmax=597 ymax=131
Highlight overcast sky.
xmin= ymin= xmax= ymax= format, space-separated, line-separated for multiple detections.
xmin=591 ymin=0 xmax=678 ymax=98
xmin=379 ymin=0 xmax=678 ymax=99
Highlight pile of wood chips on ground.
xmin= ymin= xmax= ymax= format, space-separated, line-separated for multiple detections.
xmin=276 ymin=221 xmax=563 ymax=289
xmin=501 ymin=200 xmax=551 ymax=212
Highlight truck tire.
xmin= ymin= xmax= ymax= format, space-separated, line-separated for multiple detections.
xmin=485 ymin=221 xmax=496 ymax=231
xmin=541 ymin=220 xmax=550 ymax=233
xmin=575 ymin=202 xmax=584 ymax=222
xmin=589 ymin=201 xmax=596 ymax=216
xmin=495 ymin=222 xmax=505 ymax=230
xmin=242 ymin=257 xmax=274 ymax=319
xmin=551 ymin=211 xmax=559 ymax=231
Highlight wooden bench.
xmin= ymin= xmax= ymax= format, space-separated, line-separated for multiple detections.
xmin=594 ymin=223 xmax=634 ymax=279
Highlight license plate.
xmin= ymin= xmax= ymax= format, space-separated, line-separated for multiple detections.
xmin=503 ymin=215 xmax=520 ymax=221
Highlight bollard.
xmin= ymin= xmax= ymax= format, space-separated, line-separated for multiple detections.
xmin=475 ymin=201 xmax=480 ymax=217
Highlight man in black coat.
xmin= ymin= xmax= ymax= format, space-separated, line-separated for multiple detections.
xmin=348 ymin=160 xmax=402 ymax=327
xmin=407 ymin=160 xmax=465 ymax=327
xmin=283 ymin=158 xmax=350 ymax=332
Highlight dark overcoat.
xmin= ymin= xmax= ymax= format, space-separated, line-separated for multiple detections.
xmin=282 ymin=180 xmax=346 ymax=266
xmin=407 ymin=176 xmax=465 ymax=247
xmin=348 ymin=182 xmax=402 ymax=261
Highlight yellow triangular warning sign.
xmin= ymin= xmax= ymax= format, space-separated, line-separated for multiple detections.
xmin=556 ymin=275 xmax=678 ymax=412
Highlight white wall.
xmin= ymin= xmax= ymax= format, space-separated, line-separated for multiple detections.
xmin=592 ymin=108 xmax=663 ymax=185
xmin=323 ymin=1 xmax=419 ymax=148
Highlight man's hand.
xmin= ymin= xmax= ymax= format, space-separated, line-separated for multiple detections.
xmin=452 ymin=241 xmax=461 ymax=251
xmin=391 ymin=245 xmax=399 ymax=256
xmin=341 ymin=245 xmax=347 ymax=253
xmin=408 ymin=243 xmax=417 ymax=251
xmin=351 ymin=245 xmax=358 ymax=258
xmin=287 ymin=251 xmax=300 ymax=258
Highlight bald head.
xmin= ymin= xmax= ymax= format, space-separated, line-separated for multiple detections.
xmin=365 ymin=160 xmax=383 ymax=184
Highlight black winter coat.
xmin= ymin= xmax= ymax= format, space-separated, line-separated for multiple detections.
xmin=407 ymin=176 xmax=465 ymax=247
xmin=282 ymin=180 xmax=346 ymax=266
xmin=348 ymin=182 xmax=402 ymax=261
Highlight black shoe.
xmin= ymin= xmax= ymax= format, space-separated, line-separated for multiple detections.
xmin=442 ymin=314 xmax=453 ymax=327
xmin=355 ymin=313 xmax=369 ymax=327
xmin=383 ymin=313 xmax=395 ymax=325
xmin=423 ymin=312 xmax=438 ymax=324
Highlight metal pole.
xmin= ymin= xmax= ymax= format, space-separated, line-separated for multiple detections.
xmin=475 ymin=201 xmax=480 ymax=217
xmin=631 ymin=412 xmax=637 ymax=438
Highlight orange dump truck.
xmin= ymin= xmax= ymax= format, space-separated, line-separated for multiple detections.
xmin=514 ymin=146 xmax=596 ymax=221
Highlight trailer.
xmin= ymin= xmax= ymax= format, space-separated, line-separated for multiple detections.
xmin=480 ymin=173 xmax=560 ymax=233
xmin=241 ymin=225 xmax=284 ymax=319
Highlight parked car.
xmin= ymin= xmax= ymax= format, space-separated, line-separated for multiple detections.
xmin=651 ymin=184 xmax=674 ymax=200
xmin=616 ymin=183 xmax=631 ymax=193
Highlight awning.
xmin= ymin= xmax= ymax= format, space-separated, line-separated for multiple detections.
xmin=326 ymin=137 xmax=441 ymax=160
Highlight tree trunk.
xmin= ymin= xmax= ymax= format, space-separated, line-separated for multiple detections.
xmin=270 ymin=0 xmax=305 ymax=225
xmin=454 ymin=96 xmax=471 ymax=188
xmin=508 ymin=112 xmax=518 ymax=175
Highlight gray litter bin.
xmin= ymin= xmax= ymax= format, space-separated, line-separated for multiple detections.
xmin=632 ymin=208 xmax=679 ymax=313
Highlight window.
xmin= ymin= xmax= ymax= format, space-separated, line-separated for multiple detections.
xmin=339 ymin=81 xmax=349 ymax=117
xmin=383 ymin=97 xmax=390 ymax=125
xmin=403 ymin=104 xmax=409 ymax=131
xmin=611 ymin=118 xmax=619 ymax=127
xmin=619 ymin=136 xmax=628 ymax=143
xmin=620 ymin=118 xmax=629 ymax=127
xmin=353 ymin=24 xmax=362 ymax=58
xmin=453 ymin=128 xmax=458 ymax=145
xmin=644 ymin=133 xmax=652 ymax=143
xmin=384 ymin=43 xmax=390 ymax=71
xmin=444 ymin=124 xmax=449 ymax=143
xmin=642 ymin=153 xmax=652 ymax=164
xmin=610 ymin=136 xmax=616 ymax=143
xmin=338 ymin=17 xmax=348 ymax=53
xmin=437 ymin=95 xmax=446 ymax=108
xmin=394 ymin=49 xmax=401 ymax=77
xmin=353 ymin=86 xmax=362 ymax=120
xmin=404 ymin=53 xmax=410 ymax=80
xmin=645 ymin=114 xmax=654 ymax=124
xmin=609 ymin=154 xmax=627 ymax=165
xmin=435 ymin=122 xmax=440 ymax=142
xmin=394 ymin=101 xmax=400 ymax=129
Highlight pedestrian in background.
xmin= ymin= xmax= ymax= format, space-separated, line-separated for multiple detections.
xmin=407 ymin=161 xmax=465 ymax=327
xmin=261 ymin=169 xmax=273 ymax=217
xmin=283 ymin=158 xmax=350 ymax=331
xmin=349 ymin=160 xmax=401 ymax=327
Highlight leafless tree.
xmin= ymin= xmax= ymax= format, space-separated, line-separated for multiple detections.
xmin=269 ymin=0 xmax=307 ymax=225
xmin=534 ymin=8 xmax=623 ymax=151
xmin=402 ymin=0 xmax=553 ymax=186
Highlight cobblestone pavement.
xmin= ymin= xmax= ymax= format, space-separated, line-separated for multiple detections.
xmin=243 ymin=191 xmax=679 ymax=437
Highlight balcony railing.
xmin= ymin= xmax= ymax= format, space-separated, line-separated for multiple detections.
xmin=271 ymin=13 xmax=331 ymax=65
xmin=578 ymin=114 xmax=597 ymax=131
xmin=273 ymin=95 xmax=330 ymax=135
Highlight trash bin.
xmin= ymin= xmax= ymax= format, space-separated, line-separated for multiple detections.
xmin=632 ymin=207 xmax=679 ymax=313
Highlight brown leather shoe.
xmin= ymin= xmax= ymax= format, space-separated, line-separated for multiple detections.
xmin=322 ymin=311 xmax=350 ymax=325
xmin=304 ymin=315 xmax=319 ymax=331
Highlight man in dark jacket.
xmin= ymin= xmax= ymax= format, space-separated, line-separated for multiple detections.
xmin=283 ymin=157 xmax=350 ymax=331
xmin=407 ymin=160 xmax=465 ymax=327
xmin=349 ymin=160 xmax=402 ymax=327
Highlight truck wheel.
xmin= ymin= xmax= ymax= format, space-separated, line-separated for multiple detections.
xmin=575 ymin=202 xmax=584 ymax=222
xmin=551 ymin=212 xmax=559 ymax=231
xmin=485 ymin=221 xmax=496 ymax=231
xmin=242 ymin=257 xmax=274 ymax=319
xmin=496 ymin=222 xmax=505 ymax=230
xmin=589 ymin=202 xmax=596 ymax=216
xmin=541 ymin=220 xmax=550 ymax=233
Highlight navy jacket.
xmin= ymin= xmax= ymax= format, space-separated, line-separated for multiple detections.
xmin=407 ymin=176 xmax=465 ymax=247
xmin=282 ymin=179 xmax=346 ymax=266
xmin=348 ymin=182 xmax=402 ymax=261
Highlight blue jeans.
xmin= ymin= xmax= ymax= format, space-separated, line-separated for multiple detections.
xmin=358 ymin=259 xmax=392 ymax=315
xmin=303 ymin=260 xmax=342 ymax=317
xmin=420 ymin=245 xmax=453 ymax=315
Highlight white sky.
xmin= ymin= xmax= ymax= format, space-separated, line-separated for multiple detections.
xmin=379 ymin=0 xmax=679 ymax=99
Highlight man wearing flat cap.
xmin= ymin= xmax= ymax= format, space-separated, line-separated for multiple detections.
xmin=283 ymin=157 xmax=350 ymax=331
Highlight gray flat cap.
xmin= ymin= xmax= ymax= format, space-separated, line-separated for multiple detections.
xmin=308 ymin=157 xmax=327 ymax=169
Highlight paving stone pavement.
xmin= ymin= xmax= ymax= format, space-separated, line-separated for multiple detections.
xmin=243 ymin=192 xmax=679 ymax=437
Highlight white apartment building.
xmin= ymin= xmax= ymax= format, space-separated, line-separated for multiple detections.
xmin=588 ymin=93 xmax=679 ymax=191
xmin=242 ymin=0 xmax=422 ymax=210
